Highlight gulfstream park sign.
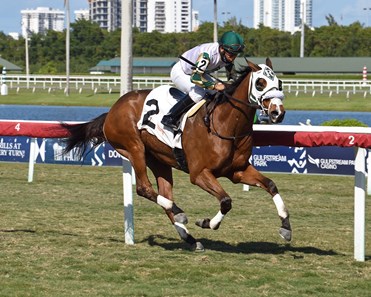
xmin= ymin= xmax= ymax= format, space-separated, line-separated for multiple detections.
xmin=252 ymin=146 xmax=356 ymax=175
xmin=0 ymin=136 xmax=358 ymax=176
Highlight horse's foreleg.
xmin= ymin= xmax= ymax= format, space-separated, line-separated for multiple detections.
xmin=191 ymin=169 xmax=232 ymax=230
xmin=232 ymin=165 xmax=292 ymax=241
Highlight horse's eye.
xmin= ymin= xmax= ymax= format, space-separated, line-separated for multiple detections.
xmin=255 ymin=78 xmax=266 ymax=91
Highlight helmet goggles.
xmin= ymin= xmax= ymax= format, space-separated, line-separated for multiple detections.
xmin=222 ymin=43 xmax=245 ymax=55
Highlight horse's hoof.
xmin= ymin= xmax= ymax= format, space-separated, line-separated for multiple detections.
xmin=279 ymin=228 xmax=292 ymax=242
xmin=191 ymin=241 xmax=205 ymax=252
xmin=174 ymin=212 xmax=188 ymax=225
xmin=195 ymin=218 xmax=210 ymax=229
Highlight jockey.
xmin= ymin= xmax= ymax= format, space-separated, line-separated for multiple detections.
xmin=161 ymin=31 xmax=245 ymax=129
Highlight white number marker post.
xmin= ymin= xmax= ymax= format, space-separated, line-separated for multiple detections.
xmin=122 ymin=158 xmax=134 ymax=245
xmin=354 ymin=147 xmax=366 ymax=262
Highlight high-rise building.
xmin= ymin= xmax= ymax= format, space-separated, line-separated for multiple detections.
xmin=147 ymin=0 xmax=192 ymax=33
xmin=21 ymin=7 xmax=65 ymax=37
xmin=89 ymin=0 xmax=194 ymax=33
xmin=192 ymin=10 xmax=200 ymax=31
xmin=253 ymin=0 xmax=312 ymax=33
xmin=75 ymin=9 xmax=90 ymax=21
xmin=133 ymin=0 xmax=148 ymax=32
xmin=88 ymin=0 xmax=121 ymax=31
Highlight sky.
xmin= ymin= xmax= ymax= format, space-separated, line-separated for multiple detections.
xmin=0 ymin=0 xmax=370 ymax=35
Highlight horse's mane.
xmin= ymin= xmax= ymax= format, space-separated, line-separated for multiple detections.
xmin=226 ymin=66 xmax=252 ymax=94
xmin=214 ymin=65 xmax=252 ymax=103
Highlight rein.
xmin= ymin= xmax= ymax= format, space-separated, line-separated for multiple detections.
xmin=222 ymin=91 xmax=259 ymax=109
xmin=208 ymin=87 xmax=259 ymax=141
xmin=202 ymin=60 xmax=283 ymax=141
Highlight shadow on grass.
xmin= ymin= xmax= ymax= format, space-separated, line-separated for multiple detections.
xmin=0 ymin=229 xmax=351 ymax=258
xmin=141 ymin=234 xmax=342 ymax=257
xmin=0 ymin=228 xmax=128 ymax=245
xmin=0 ymin=229 xmax=36 ymax=233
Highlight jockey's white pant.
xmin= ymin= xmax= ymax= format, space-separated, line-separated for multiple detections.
xmin=171 ymin=61 xmax=216 ymax=103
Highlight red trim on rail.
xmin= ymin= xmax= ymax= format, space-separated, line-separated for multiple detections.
xmin=0 ymin=120 xmax=72 ymax=138
xmin=252 ymin=131 xmax=371 ymax=148
xmin=0 ymin=120 xmax=370 ymax=148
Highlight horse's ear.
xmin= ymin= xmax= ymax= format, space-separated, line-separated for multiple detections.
xmin=245 ymin=57 xmax=261 ymax=71
xmin=266 ymin=57 xmax=273 ymax=69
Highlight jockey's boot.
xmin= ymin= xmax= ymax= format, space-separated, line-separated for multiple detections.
xmin=161 ymin=95 xmax=195 ymax=130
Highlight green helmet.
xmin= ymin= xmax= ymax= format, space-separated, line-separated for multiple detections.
xmin=219 ymin=31 xmax=245 ymax=55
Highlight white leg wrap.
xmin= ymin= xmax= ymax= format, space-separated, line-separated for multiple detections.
xmin=273 ymin=194 xmax=288 ymax=218
xmin=174 ymin=222 xmax=190 ymax=241
xmin=156 ymin=195 xmax=173 ymax=210
xmin=174 ymin=222 xmax=189 ymax=234
xmin=209 ymin=211 xmax=224 ymax=230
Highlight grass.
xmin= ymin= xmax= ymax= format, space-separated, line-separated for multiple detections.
xmin=0 ymin=87 xmax=371 ymax=112
xmin=283 ymin=92 xmax=371 ymax=112
xmin=0 ymin=163 xmax=370 ymax=296
xmin=0 ymin=89 xmax=120 ymax=107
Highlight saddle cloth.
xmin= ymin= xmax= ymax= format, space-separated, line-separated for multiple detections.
xmin=137 ymin=85 xmax=205 ymax=149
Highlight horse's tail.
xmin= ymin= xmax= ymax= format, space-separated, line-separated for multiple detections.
xmin=62 ymin=113 xmax=108 ymax=159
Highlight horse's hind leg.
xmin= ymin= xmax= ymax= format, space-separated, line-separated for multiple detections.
xmin=146 ymin=156 xmax=187 ymax=224
xmin=147 ymin=156 xmax=204 ymax=252
xmin=113 ymin=144 xmax=203 ymax=250
xmin=232 ymin=165 xmax=292 ymax=241
xmin=114 ymin=146 xmax=157 ymax=201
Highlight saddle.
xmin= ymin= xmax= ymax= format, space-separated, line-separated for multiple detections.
xmin=137 ymin=85 xmax=207 ymax=150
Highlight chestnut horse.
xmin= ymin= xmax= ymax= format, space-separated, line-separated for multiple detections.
xmin=63 ymin=58 xmax=291 ymax=251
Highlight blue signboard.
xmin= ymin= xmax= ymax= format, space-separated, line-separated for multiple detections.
xmin=306 ymin=146 xmax=355 ymax=175
xmin=104 ymin=145 xmax=125 ymax=166
xmin=0 ymin=136 xmax=363 ymax=176
xmin=39 ymin=138 xmax=106 ymax=166
xmin=0 ymin=136 xmax=30 ymax=162
xmin=251 ymin=146 xmax=355 ymax=176
xmin=251 ymin=146 xmax=308 ymax=173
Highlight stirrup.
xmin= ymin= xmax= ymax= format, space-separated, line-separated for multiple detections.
xmin=161 ymin=94 xmax=194 ymax=130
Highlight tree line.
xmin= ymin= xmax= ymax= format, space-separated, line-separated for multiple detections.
xmin=0 ymin=16 xmax=370 ymax=74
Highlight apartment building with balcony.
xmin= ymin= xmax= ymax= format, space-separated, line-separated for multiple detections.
xmin=253 ymin=0 xmax=312 ymax=33
xmin=88 ymin=0 xmax=121 ymax=31
xmin=21 ymin=7 xmax=65 ymax=37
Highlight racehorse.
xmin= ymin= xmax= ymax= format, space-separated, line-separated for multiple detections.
xmin=62 ymin=58 xmax=291 ymax=251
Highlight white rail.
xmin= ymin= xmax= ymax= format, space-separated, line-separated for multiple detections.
xmin=1 ymin=74 xmax=173 ymax=93
xmin=283 ymin=79 xmax=371 ymax=96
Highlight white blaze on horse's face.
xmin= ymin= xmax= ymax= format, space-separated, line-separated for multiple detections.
xmin=249 ymin=64 xmax=285 ymax=124
xmin=266 ymin=95 xmax=285 ymax=124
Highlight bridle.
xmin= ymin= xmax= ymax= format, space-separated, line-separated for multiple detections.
xmin=223 ymin=91 xmax=259 ymax=109
xmin=207 ymin=63 xmax=284 ymax=141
